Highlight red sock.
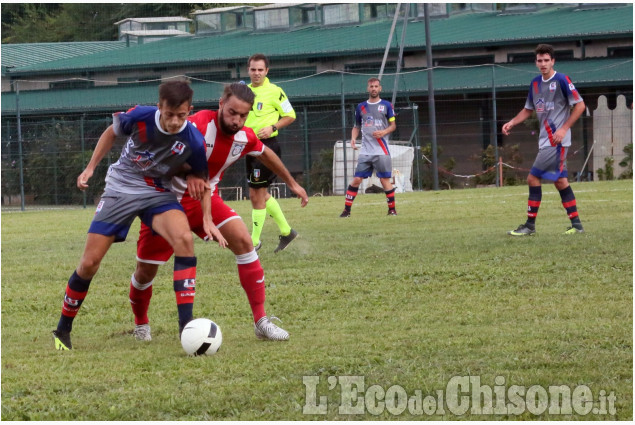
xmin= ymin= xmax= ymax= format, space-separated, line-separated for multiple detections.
xmin=236 ymin=251 xmax=266 ymax=323
xmin=129 ymin=274 xmax=153 ymax=326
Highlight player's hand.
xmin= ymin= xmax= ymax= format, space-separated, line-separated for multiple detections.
xmin=351 ymin=140 xmax=358 ymax=150
xmin=187 ymin=175 xmax=209 ymax=200
xmin=502 ymin=121 xmax=514 ymax=136
xmin=371 ymin=130 xmax=384 ymax=139
xmin=77 ymin=168 xmax=93 ymax=191
xmin=204 ymin=217 xmax=227 ymax=248
xmin=291 ymin=184 xmax=309 ymax=208
xmin=553 ymin=128 xmax=566 ymax=144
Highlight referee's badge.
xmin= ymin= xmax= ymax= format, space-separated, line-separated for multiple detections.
xmin=257 ymin=102 xmax=263 ymax=111
xmin=254 ymin=169 xmax=261 ymax=179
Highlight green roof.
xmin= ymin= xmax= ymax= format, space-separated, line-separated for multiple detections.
xmin=1 ymin=41 xmax=127 ymax=74
xmin=2 ymin=58 xmax=631 ymax=116
xmin=4 ymin=3 xmax=632 ymax=76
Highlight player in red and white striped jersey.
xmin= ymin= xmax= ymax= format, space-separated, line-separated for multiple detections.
xmin=129 ymin=83 xmax=308 ymax=342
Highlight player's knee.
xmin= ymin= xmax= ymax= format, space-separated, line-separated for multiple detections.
xmin=135 ymin=262 xmax=158 ymax=283
xmin=77 ymin=256 xmax=101 ymax=278
xmin=230 ymin=232 xmax=255 ymax=255
xmin=170 ymin=231 xmax=194 ymax=255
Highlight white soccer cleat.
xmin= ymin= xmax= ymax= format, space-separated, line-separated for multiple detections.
xmin=254 ymin=316 xmax=289 ymax=341
xmin=133 ymin=324 xmax=152 ymax=341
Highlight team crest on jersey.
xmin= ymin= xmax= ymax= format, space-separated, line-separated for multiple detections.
xmin=171 ymin=141 xmax=186 ymax=156
xmin=549 ymin=82 xmax=557 ymax=92
xmin=232 ymin=143 xmax=245 ymax=157
xmin=133 ymin=149 xmax=155 ymax=170
xmin=183 ymin=278 xmax=196 ymax=289
xmin=535 ymin=98 xmax=545 ymax=112
xmin=365 ymin=116 xmax=374 ymax=126
xmin=257 ymin=102 xmax=263 ymax=111
xmin=378 ymin=105 xmax=385 ymax=112
xmin=568 ymin=83 xmax=576 ymax=91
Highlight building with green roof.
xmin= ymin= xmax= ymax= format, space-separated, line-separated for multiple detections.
xmin=1 ymin=3 xmax=632 ymax=201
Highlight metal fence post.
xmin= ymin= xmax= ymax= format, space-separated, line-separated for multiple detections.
xmin=15 ymin=81 xmax=25 ymax=211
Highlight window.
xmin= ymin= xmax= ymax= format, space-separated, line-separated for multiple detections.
xmin=415 ymin=3 xmax=448 ymax=18
xmin=266 ymin=66 xmax=317 ymax=79
xmin=346 ymin=61 xmax=397 ymax=73
xmin=49 ymin=80 xmax=94 ymax=90
xmin=434 ymin=55 xmax=494 ymax=66
xmin=323 ymin=4 xmax=359 ymax=25
xmin=196 ymin=14 xmax=221 ymax=33
xmin=608 ymin=46 xmax=633 ymax=58
xmin=118 ymin=76 xmax=161 ymax=86
xmin=187 ymin=71 xmax=232 ymax=82
xmin=255 ymin=8 xmax=289 ymax=30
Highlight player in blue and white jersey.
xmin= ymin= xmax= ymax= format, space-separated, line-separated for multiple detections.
xmin=339 ymin=77 xmax=397 ymax=217
xmin=502 ymin=44 xmax=586 ymax=236
xmin=52 ymin=81 xmax=227 ymax=351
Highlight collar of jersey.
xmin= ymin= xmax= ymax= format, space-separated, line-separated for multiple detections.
xmin=250 ymin=77 xmax=270 ymax=89
xmin=155 ymin=109 xmax=188 ymax=135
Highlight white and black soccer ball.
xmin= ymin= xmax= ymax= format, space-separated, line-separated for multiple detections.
xmin=180 ymin=318 xmax=222 ymax=356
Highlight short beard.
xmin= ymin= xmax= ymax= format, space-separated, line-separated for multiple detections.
xmin=218 ymin=107 xmax=240 ymax=135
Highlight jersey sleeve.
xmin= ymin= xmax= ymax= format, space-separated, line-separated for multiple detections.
xmin=112 ymin=105 xmax=146 ymax=136
xmin=354 ymin=104 xmax=362 ymax=128
xmin=244 ymin=128 xmax=266 ymax=157
xmin=560 ymin=75 xmax=584 ymax=105
xmin=187 ymin=110 xmax=213 ymax=137
xmin=386 ymin=101 xmax=396 ymax=122
xmin=275 ymin=87 xmax=296 ymax=119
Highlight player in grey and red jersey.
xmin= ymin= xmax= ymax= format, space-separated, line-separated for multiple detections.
xmin=52 ymin=81 xmax=226 ymax=351
xmin=503 ymin=44 xmax=586 ymax=236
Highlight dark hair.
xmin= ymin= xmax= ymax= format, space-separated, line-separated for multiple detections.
xmin=159 ymin=80 xmax=193 ymax=108
xmin=368 ymin=77 xmax=381 ymax=85
xmin=222 ymin=83 xmax=256 ymax=107
xmin=535 ymin=44 xmax=555 ymax=59
xmin=248 ymin=53 xmax=269 ymax=69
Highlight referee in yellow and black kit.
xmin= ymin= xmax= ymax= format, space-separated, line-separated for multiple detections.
xmin=245 ymin=53 xmax=298 ymax=254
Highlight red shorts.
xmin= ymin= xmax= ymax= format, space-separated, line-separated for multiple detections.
xmin=137 ymin=194 xmax=239 ymax=264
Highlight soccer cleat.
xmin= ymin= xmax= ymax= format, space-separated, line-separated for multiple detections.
xmin=274 ymin=229 xmax=298 ymax=253
xmin=387 ymin=209 xmax=397 ymax=216
xmin=339 ymin=210 xmax=351 ymax=218
xmin=52 ymin=330 xmax=72 ymax=350
xmin=254 ymin=241 xmax=262 ymax=252
xmin=133 ymin=324 xmax=152 ymax=341
xmin=564 ymin=225 xmax=584 ymax=234
xmin=254 ymin=316 xmax=289 ymax=341
xmin=507 ymin=223 xmax=536 ymax=236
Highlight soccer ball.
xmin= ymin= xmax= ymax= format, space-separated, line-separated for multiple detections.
xmin=180 ymin=318 xmax=222 ymax=356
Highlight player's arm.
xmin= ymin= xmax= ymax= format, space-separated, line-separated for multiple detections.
xmin=258 ymin=147 xmax=309 ymax=207
xmin=351 ymin=126 xmax=360 ymax=150
xmin=502 ymin=108 xmax=533 ymax=136
xmin=77 ymin=124 xmax=116 ymax=190
xmin=200 ymin=185 xmax=227 ymax=248
xmin=552 ymin=101 xmax=586 ymax=143
xmin=372 ymin=119 xmax=396 ymax=139
xmin=256 ymin=115 xmax=295 ymax=140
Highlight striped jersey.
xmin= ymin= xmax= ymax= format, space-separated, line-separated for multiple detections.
xmin=246 ymin=77 xmax=296 ymax=137
xmin=354 ymin=98 xmax=396 ymax=156
xmin=106 ymin=105 xmax=208 ymax=195
xmin=170 ymin=109 xmax=265 ymax=198
xmin=524 ymin=72 xmax=583 ymax=148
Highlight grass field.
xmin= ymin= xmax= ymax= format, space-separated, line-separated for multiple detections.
xmin=1 ymin=180 xmax=632 ymax=420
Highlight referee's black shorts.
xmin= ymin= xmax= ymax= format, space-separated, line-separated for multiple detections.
xmin=246 ymin=136 xmax=282 ymax=189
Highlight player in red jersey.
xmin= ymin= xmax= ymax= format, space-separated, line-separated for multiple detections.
xmin=129 ymin=83 xmax=309 ymax=342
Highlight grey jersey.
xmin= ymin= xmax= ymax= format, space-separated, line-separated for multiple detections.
xmin=524 ymin=72 xmax=583 ymax=148
xmin=354 ymin=99 xmax=396 ymax=156
xmin=106 ymin=106 xmax=208 ymax=195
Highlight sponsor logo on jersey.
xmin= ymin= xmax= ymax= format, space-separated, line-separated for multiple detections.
xmin=546 ymin=101 xmax=555 ymax=111
xmin=364 ymin=116 xmax=374 ymax=127
xmin=535 ymin=98 xmax=545 ymax=112
xmin=133 ymin=149 xmax=155 ymax=170
xmin=549 ymin=82 xmax=557 ymax=92
xmin=96 ymin=200 xmax=105 ymax=214
xmin=171 ymin=141 xmax=186 ymax=156
xmin=257 ymin=102 xmax=263 ymax=111
xmin=232 ymin=143 xmax=245 ymax=157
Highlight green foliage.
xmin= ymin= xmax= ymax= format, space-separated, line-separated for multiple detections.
xmin=596 ymin=157 xmax=615 ymax=181
xmin=471 ymin=144 xmax=524 ymax=186
xmin=2 ymin=181 xmax=632 ymax=420
xmin=619 ymin=143 xmax=633 ymax=179
xmin=418 ymin=143 xmax=457 ymax=190
xmin=307 ymin=148 xmax=333 ymax=195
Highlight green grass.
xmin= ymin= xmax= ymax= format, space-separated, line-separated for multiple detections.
xmin=1 ymin=180 xmax=632 ymax=420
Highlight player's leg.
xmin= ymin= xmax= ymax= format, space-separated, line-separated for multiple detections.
xmin=377 ymin=156 xmax=397 ymax=215
xmin=508 ymin=173 xmax=541 ymax=236
xmin=246 ymin=154 xmax=269 ymax=250
xmin=555 ymin=177 xmax=584 ymax=233
xmin=149 ymin=207 xmax=196 ymax=334
xmin=341 ymin=156 xmax=372 ymax=217
xmin=54 ymin=232 xmax=115 ymax=350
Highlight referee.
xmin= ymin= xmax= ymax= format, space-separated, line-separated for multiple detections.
xmin=245 ymin=53 xmax=298 ymax=253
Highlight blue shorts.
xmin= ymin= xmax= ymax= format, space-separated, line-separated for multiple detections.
xmin=88 ymin=189 xmax=183 ymax=242
xmin=354 ymin=154 xmax=393 ymax=179
xmin=530 ymin=145 xmax=569 ymax=181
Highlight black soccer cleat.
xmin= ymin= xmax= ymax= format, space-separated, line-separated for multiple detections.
xmin=274 ymin=229 xmax=298 ymax=253
xmin=339 ymin=210 xmax=351 ymax=218
xmin=52 ymin=330 xmax=72 ymax=350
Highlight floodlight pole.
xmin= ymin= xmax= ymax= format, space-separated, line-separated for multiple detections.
xmin=491 ymin=65 xmax=500 ymax=186
xmin=341 ymin=72 xmax=348 ymax=189
xmin=424 ymin=4 xmax=439 ymax=191
xmin=15 ymin=81 xmax=26 ymax=211
xmin=379 ymin=3 xmax=401 ymax=80
xmin=391 ymin=3 xmax=410 ymax=107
